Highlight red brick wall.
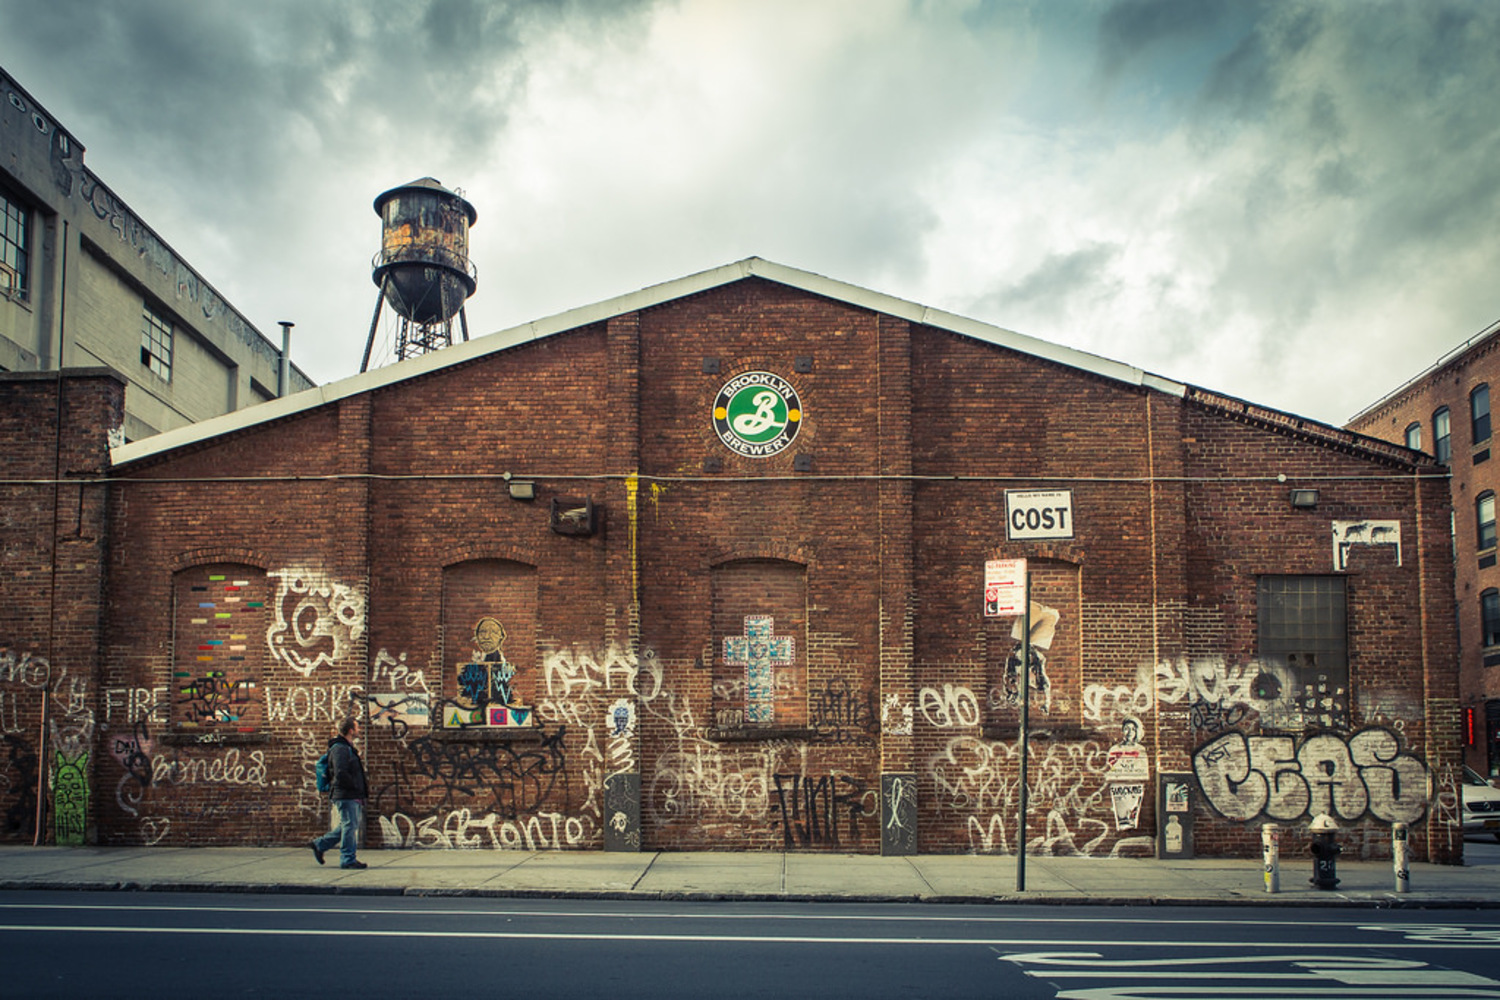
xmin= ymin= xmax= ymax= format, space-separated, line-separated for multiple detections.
xmin=1348 ymin=337 xmax=1498 ymax=783
xmin=0 ymin=370 xmax=122 ymax=845
xmin=11 ymin=281 xmax=1457 ymax=862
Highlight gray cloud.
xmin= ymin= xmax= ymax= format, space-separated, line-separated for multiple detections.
xmin=2 ymin=0 xmax=1496 ymax=425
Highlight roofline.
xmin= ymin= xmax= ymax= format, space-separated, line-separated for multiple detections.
xmin=112 ymin=256 xmax=1187 ymax=467
xmin=1347 ymin=316 xmax=1500 ymax=425
xmin=1185 ymin=386 xmax=1439 ymax=469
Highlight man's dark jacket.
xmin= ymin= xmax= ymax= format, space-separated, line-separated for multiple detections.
xmin=325 ymin=735 xmax=368 ymax=801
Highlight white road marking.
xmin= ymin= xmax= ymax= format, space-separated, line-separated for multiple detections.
xmin=0 ymin=924 xmax=1496 ymax=949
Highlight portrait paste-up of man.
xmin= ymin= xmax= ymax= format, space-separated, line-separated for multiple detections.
xmin=449 ymin=615 xmax=533 ymax=728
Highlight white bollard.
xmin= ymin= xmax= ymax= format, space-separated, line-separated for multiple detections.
xmin=1393 ymin=822 xmax=1410 ymax=893
xmin=1262 ymin=823 xmax=1280 ymax=893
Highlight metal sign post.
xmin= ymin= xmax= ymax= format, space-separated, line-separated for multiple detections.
xmin=984 ymin=559 xmax=1031 ymax=893
xmin=1016 ymin=574 xmax=1031 ymax=892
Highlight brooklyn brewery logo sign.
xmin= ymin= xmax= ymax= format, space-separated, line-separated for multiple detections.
xmin=713 ymin=371 xmax=803 ymax=457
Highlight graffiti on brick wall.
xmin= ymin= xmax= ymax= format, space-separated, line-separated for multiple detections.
xmin=808 ymin=678 xmax=877 ymax=745
xmin=377 ymin=807 xmax=591 ymax=850
xmin=918 ymin=684 xmax=981 ymax=728
xmin=927 ymin=735 xmax=1153 ymax=858
xmin=265 ymin=569 xmax=366 ymax=677
xmin=542 ymin=642 xmax=663 ymax=704
xmin=1193 ymin=727 xmax=1428 ymax=824
xmin=374 ymin=728 xmax=568 ymax=818
xmin=264 ymin=683 xmax=363 ymax=724
xmin=3 ymin=649 xmax=97 ymax=843
xmin=366 ymin=649 xmax=431 ymax=737
xmin=881 ymin=693 xmax=913 ymax=736
xmin=151 ymin=748 xmax=269 ymax=789
xmin=52 ymin=746 xmax=90 ymax=845
xmin=712 ymin=670 xmax=800 ymax=729
xmin=531 ymin=640 xmax=664 ymax=848
xmin=647 ymin=691 xmax=774 ymax=829
xmin=102 ymin=686 xmax=168 ymax=725
xmin=0 ymin=654 xmax=49 ymax=836
xmin=2 ymin=734 xmax=39 ymax=837
xmin=770 ymin=772 xmax=875 ymax=848
xmin=1082 ymin=655 xmax=1309 ymax=731
xmin=109 ymin=719 xmax=154 ymax=817
xmin=1432 ymin=764 xmax=1462 ymax=852
xmin=176 ymin=673 xmax=257 ymax=725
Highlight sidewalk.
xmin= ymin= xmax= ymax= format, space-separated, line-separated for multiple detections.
xmin=3 ymin=844 xmax=1498 ymax=907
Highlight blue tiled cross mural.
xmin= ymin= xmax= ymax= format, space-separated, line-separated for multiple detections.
xmin=723 ymin=615 xmax=795 ymax=724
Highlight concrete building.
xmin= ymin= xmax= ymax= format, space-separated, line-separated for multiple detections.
xmin=1 ymin=65 xmax=312 ymax=443
xmin=1348 ymin=320 xmax=1500 ymax=778
xmin=0 ymin=259 xmax=1464 ymax=862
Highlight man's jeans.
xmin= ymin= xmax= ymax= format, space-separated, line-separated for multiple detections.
xmin=314 ymin=799 xmax=364 ymax=866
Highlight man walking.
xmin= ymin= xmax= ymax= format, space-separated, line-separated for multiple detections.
xmin=310 ymin=717 xmax=369 ymax=870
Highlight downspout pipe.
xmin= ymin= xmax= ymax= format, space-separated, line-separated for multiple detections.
xmin=278 ymin=321 xmax=293 ymax=397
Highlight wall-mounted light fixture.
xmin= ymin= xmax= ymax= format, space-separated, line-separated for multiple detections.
xmin=1289 ymin=488 xmax=1319 ymax=508
xmin=501 ymin=473 xmax=535 ymax=500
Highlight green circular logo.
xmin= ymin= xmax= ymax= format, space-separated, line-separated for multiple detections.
xmin=713 ymin=371 xmax=802 ymax=457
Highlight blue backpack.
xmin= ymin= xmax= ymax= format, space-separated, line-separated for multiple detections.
xmin=315 ymin=752 xmax=332 ymax=793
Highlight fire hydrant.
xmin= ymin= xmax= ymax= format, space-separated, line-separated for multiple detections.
xmin=1308 ymin=813 xmax=1341 ymax=890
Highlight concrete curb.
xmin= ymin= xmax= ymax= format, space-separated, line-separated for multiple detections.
xmin=4 ymin=877 xmax=1498 ymax=909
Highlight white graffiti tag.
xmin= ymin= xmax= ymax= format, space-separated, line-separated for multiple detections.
xmin=1193 ymin=727 xmax=1428 ymax=824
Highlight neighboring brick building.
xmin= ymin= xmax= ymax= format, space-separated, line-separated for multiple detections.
xmin=0 ymin=259 xmax=1464 ymax=861
xmin=1348 ymin=320 xmax=1500 ymax=779
xmin=1 ymin=65 xmax=313 ymax=443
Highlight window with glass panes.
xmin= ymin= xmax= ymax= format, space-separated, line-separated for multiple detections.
xmin=140 ymin=304 xmax=173 ymax=381
xmin=1484 ymin=589 xmax=1500 ymax=649
xmin=1257 ymin=575 xmax=1348 ymax=730
xmin=1 ymin=186 xmax=28 ymax=298
xmin=1405 ymin=422 xmax=1422 ymax=450
xmin=1473 ymin=385 xmax=1491 ymax=445
xmin=1479 ymin=492 xmax=1496 ymax=551
xmin=1434 ymin=407 xmax=1451 ymax=463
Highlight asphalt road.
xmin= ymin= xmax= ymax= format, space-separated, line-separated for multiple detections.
xmin=3 ymin=891 xmax=1499 ymax=999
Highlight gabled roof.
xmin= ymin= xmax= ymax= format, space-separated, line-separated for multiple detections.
xmin=108 ymin=256 xmax=1432 ymax=472
xmin=111 ymin=258 xmax=1187 ymax=467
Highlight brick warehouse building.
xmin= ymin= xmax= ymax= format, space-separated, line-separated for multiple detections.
xmin=0 ymin=259 xmax=1465 ymax=862
xmin=1347 ymin=320 xmax=1500 ymax=780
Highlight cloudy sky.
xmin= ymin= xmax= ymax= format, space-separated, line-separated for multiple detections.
xmin=3 ymin=0 xmax=1498 ymax=425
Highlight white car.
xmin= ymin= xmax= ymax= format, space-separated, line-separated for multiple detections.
xmin=1463 ymin=765 xmax=1500 ymax=841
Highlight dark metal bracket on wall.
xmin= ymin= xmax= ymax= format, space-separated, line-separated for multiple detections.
xmin=550 ymin=497 xmax=597 ymax=536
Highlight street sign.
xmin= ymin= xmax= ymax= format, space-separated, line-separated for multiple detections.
xmin=984 ymin=558 xmax=1027 ymax=617
xmin=1005 ymin=489 xmax=1074 ymax=540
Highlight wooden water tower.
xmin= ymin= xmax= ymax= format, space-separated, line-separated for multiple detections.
xmin=361 ymin=178 xmax=477 ymax=371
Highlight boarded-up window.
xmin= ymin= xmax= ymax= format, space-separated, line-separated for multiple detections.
xmin=172 ymin=565 xmax=267 ymax=731
xmin=712 ymin=559 xmax=807 ymax=730
xmin=441 ymin=560 xmax=537 ymax=729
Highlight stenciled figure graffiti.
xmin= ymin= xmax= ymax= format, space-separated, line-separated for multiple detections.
xmin=1000 ymin=601 xmax=1060 ymax=713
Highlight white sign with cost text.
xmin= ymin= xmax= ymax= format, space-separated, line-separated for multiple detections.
xmin=1005 ymin=489 xmax=1074 ymax=540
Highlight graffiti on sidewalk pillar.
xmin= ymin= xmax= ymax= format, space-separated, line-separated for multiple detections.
xmin=880 ymin=772 xmax=918 ymax=855
xmin=603 ymin=771 xmax=641 ymax=851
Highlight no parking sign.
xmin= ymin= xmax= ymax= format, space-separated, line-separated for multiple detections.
xmin=984 ymin=559 xmax=1027 ymax=617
